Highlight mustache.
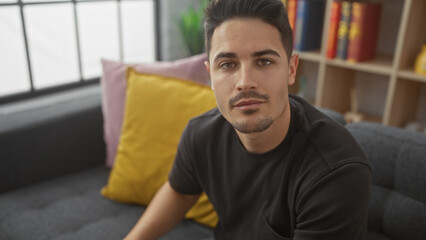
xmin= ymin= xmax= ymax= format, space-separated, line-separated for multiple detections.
xmin=229 ymin=91 xmax=270 ymax=107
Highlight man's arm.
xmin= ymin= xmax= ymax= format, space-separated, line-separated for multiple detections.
xmin=124 ymin=181 xmax=200 ymax=240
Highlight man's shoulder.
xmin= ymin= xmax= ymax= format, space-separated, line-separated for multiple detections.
xmin=186 ymin=107 xmax=230 ymax=138
xmin=290 ymin=94 xmax=369 ymax=169
xmin=290 ymin=94 xmax=345 ymax=133
xmin=289 ymin=96 xmax=371 ymax=204
xmin=182 ymin=108 xmax=234 ymax=159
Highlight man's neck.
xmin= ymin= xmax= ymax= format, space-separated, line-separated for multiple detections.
xmin=236 ymin=104 xmax=291 ymax=154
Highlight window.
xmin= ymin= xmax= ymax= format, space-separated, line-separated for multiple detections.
xmin=0 ymin=0 xmax=157 ymax=103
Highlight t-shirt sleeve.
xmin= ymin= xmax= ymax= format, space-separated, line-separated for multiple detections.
xmin=294 ymin=162 xmax=371 ymax=239
xmin=168 ymin=123 xmax=203 ymax=195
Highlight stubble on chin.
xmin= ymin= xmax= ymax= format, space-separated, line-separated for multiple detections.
xmin=233 ymin=114 xmax=274 ymax=134
xmin=228 ymin=91 xmax=274 ymax=133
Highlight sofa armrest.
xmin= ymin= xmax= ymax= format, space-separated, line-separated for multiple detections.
xmin=0 ymin=85 xmax=105 ymax=194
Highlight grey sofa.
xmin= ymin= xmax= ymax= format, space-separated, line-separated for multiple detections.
xmin=0 ymin=86 xmax=213 ymax=240
xmin=347 ymin=122 xmax=426 ymax=240
xmin=0 ymin=85 xmax=425 ymax=240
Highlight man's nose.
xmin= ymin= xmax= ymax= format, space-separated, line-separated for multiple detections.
xmin=236 ymin=64 xmax=258 ymax=91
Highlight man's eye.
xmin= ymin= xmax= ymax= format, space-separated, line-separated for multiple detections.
xmin=258 ymin=59 xmax=273 ymax=66
xmin=220 ymin=62 xmax=236 ymax=70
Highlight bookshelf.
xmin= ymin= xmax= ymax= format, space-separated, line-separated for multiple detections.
xmin=291 ymin=0 xmax=426 ymax=130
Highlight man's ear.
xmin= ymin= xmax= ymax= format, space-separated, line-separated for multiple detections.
xmin=204 ymin=61 xmax=210 ymax=73
xmin=288 ymin=54 xmax=299 ymax=86
xmin=205 ymin=61 xmax=214 ymax=90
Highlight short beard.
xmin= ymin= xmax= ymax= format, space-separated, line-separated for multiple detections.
xmin=233 ymin=115 xmax=274 ymax=134
xmin=228 ymin=90 xmax=274 ymax=133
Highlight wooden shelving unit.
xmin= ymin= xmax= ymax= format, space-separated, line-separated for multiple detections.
xmin=292 ymin=0 xmax=426 ymax=129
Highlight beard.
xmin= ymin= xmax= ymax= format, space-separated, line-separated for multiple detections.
xmin=227 ymin=90 xmax=274 ymax=133
xmin=232 ymin=112 xmax=274 ymax=134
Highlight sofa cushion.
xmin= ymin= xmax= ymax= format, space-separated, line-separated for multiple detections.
xmin=0 ymin=166 xmax=213 ymax=240
xmin=101 ymin=68 xmax=218 ymax=228
xmin=347 ymin=122 xmax=426 ymax=240
xmin=100 ymin=54 xmax=210 ymax=167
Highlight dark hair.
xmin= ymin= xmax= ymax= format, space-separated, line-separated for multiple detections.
xmin=204 ymin=0 xmax=293 ymax=61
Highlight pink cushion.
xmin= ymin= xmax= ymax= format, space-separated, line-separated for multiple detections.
xmin=100 ymin=53 xmax=210 ymax=167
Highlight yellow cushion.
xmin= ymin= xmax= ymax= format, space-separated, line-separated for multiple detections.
xmin=101 ymin=67 xmax=218 ymax=228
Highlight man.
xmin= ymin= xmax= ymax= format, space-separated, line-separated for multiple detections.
xmin=125 ymin=0 xmax=371 ymax=239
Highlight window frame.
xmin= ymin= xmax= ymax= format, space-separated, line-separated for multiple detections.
xmin=0 ymin=0 xmax=160 ymax=104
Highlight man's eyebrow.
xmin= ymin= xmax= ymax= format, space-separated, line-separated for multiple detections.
xmin=212 ymin=49 xmax=280 ymax=63
xmin=213 ymin=52 xmax=238 ymax=63
xmin=252 ymin=49 xmax=281 ymax=58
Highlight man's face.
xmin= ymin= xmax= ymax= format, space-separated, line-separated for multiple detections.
xmin=206 ymin=18 xmax=298 ymax=134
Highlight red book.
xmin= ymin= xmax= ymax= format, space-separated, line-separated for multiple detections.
xmin=347 ymin=3 xmax=382 ymax=62
xmin=326 ymin=1 xmax=342 ymax=59
xmin=288 ymin=0 xmax=298 ymax=34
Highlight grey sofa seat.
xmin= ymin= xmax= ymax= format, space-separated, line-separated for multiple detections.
xmin=0 ymin=165 xmax=213 ymax=240
xmin=347 ymin=122 xmax=426 ymax=240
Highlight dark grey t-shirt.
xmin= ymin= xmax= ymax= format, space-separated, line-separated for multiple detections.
xmin=169 ymin=94 xmax=371 ymax=240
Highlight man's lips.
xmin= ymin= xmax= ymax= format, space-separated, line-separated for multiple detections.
xmin=228 ymin=91 xmax=270 ymax=109
xmin=233 ymin=99 xmax=265 ymax=109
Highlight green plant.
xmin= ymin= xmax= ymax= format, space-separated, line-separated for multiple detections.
xmin=177 ymin=0 xmax=209 ymax=56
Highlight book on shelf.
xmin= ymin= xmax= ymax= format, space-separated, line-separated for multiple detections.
xmin=287 ymin=0 xmax=298 ymax=33
xmin=326 ymin=0 xmax=342 ymax=59
xmin=347 ymin=3 xmax=382 ymax=62
xmin=336 ymin=1 xmax=352 ymax=60
xmin=294 ymin=0 xmax=326 ymax=51
xmin=282 ymin=0 xmax=288 ymax=8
